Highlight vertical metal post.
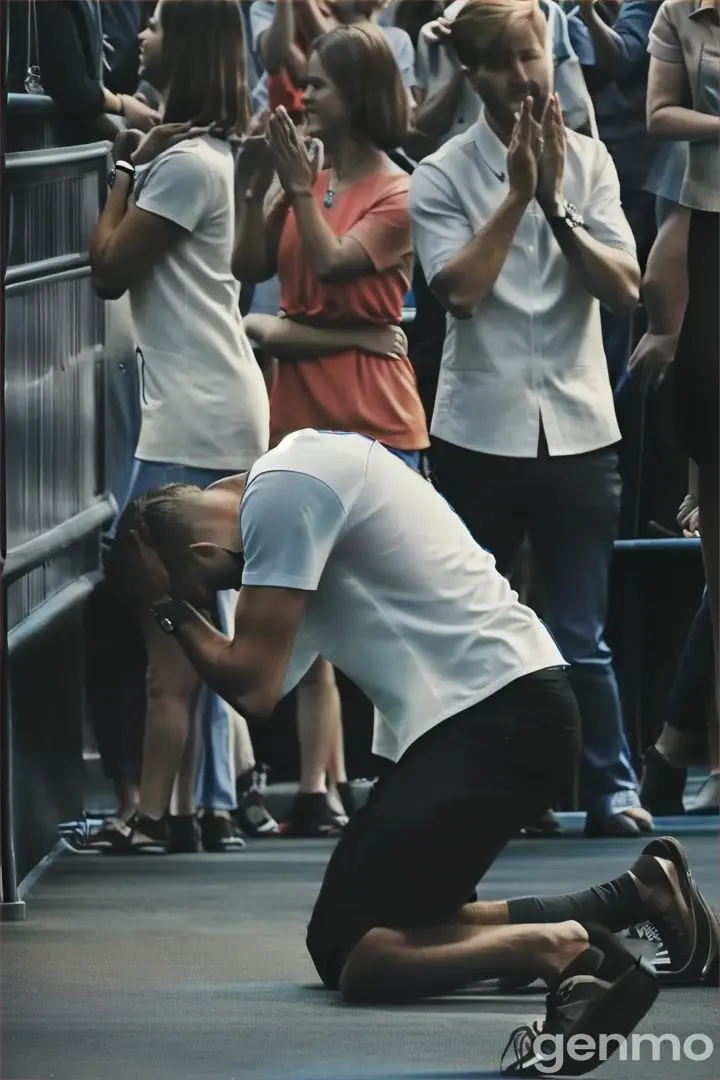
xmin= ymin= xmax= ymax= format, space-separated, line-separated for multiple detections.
xmin=0 ymin=0 xmax=26 ymax=921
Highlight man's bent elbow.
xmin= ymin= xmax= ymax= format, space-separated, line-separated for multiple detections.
xmin=605 ymin=278 xmax=641 ymax=314
xmin=235 ymin=688 xmax=277 ymax=725
xmin=616 ymin=268 xmax=642 ymax=312
xmin=232 ymin=255 xmax=271 ymax=285
xmin=430 ymin=275 xmax=475 ymax=320
xmin=646 ymin=108 xmax=667 ymax=137
xmin=438 ymin=289 xmax=475 ymax=320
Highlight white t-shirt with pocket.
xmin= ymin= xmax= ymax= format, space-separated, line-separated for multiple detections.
xmin=130 ymin=135 xmax=270 ymax=470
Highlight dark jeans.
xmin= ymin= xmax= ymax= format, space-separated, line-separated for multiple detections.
xmin=432 ymin=438 xmax=641 ymax=819
xmin=667 ymin=590 xmax=715 ymax=737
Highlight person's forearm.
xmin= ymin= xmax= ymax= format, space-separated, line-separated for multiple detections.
xmin=648 ymin=107 xmax=720 ymax=142
xmin=245 ymin=314 xmax=381 ymax=360
xmin=260 ymin=0 xmax=296 ymax=74
xmin=432 ymin=191 xmax=529 ymax=318
xmin=163 ymin=602 xmax=273 ymax=719
xmin=547 ymin=219 xmax=640 ymax=311
xmin=102 ymin=86 xmax=124 ymax=117
xmin=296 ymin=0 xmax=335 ymax=40
xmin=290 ymin=194 xmax=346 ymax=279
xmin=579 ymin=5 xmax=627 ymax=79
xmin=232 ymin=196 xmax=277 ymax=283
xmin=410 ymin=69 xmax=465 ymax=149
xmin=89 ymin=171 xmax=133 ymax=298
xmin=642 ymin=209 xmax=690 ymax=334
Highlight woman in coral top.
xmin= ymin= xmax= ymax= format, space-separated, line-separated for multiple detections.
xmin=234 ymin=23 xmax=428 ymax=836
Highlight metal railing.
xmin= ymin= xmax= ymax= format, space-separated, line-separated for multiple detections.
xmin=1 ymin=115 xmax=112 ymax=916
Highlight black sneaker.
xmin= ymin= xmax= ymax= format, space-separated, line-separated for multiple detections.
xmin=501 ymin=924 xmax=658 ymax=1077
xmin=630 ymin=836 xmax=720 ymax=986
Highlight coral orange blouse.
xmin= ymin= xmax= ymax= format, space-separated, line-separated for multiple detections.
xmin=269 ymin=169 xmax=429 ymax=452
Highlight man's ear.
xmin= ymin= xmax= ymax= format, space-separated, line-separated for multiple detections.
xmin=189 ymin=541 xmax=222 ymax=562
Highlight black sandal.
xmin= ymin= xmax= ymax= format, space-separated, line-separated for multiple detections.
xmin=101 ymin=813 xmax=170 ymax=855
xmin=199 ymin=813 xmax=247 ymax=852
xmin=281 ymin=793 xmax=345 ymax=838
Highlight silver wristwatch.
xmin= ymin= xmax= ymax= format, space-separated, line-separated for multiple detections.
xmin=548 ymin=200 xmax=585 ymax=232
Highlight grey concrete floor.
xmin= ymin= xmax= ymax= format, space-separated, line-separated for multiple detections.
xmin=1 ymin=833 xmax=719 ymax=1080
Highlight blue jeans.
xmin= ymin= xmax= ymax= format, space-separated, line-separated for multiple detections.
xmin=385 ymin=446 xmax=422 ymax=471
xmin=432 ymin=439 xmax=641 ymax=819
xmin=111 ymin=459 xmax=240 ymax=812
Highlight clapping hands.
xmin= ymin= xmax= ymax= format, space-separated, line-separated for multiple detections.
xmin=507 ymin=93 xmax=566 ymax=210
xmin=267 ymin=106 xmax=324 ymax=198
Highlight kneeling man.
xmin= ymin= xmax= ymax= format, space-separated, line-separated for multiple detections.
xmin=112 ymin=429 xmax=718 ymax=1076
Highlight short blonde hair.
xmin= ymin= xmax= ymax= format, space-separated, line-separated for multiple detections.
xmin=450 ymin=0 xmax=546 ymax=69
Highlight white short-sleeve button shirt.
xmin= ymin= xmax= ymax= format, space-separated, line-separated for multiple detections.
xmin=408 ymin=115 xmax=636 ymax=458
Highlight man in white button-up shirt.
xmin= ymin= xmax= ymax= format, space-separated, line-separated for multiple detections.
xmin=409 ymin=0 xmax=649 ymax=838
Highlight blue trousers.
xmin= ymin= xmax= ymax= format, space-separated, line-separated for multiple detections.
xmin=432 ymin=438 xmax=641 ymax=819
xmin=111 ymin=459 xmax=239 ymax=812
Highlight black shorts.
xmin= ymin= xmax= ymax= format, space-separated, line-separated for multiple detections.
xmin=306 ymin=668 xmax=580 ymax=990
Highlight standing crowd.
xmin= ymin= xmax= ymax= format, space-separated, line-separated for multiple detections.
xmin=10 ymin=0 xmax=717 ymax=851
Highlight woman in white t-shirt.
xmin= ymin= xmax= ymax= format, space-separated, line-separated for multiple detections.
xmin=90 ymin=0 xmax=275 ymax=854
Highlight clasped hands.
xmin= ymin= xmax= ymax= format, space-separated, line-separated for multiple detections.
xmin=236 ymin=106 xmax=323 ymax=201
xmin=507 ymin=92 xmax=566 ymax=215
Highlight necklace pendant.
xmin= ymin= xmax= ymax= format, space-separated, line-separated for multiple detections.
xmin=324 ymin=189 xmax=335 ymax=209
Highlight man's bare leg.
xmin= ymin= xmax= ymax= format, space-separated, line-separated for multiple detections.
xmin=339 ymin=919 xmax=588 ymax=1003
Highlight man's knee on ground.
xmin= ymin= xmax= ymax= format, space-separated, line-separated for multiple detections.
xmin=338 ymin=929 xmax=402 ymax=1004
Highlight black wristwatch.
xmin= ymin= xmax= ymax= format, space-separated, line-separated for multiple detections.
xmin=108 ymin=159 xmax=136 ymax=192
xmin=150 ymin=598 xmax=190 ymax=635
xmin=547 ymin=200 xmax=585 ymax=233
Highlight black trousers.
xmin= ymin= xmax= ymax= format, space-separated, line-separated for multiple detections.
xmin=306 ymin=669 xmax=580 ymax=990
xmin=431 ymin=439 xmax=641 ymax=818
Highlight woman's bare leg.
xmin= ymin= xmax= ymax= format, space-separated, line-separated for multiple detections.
xmin=232 ymin=711 xmax=256 ymax=777
xmin=136 ymin=614 xmax=201 ymax=824
xmin=327 ymin=707 xmax=348 ymax=787
xmin=297 ymin=658 xmax=343 ymax=794
xmin=114 ymin=778 xmax=140 ymax=821
xmin=171 ymin=705 xmax=200 ymax=817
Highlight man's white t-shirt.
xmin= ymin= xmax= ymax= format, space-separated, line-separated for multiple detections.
xmin=240 ymin=430 xmax=565 ymax=762
xmin=130 ymin=135 xmax=270 ymax=471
